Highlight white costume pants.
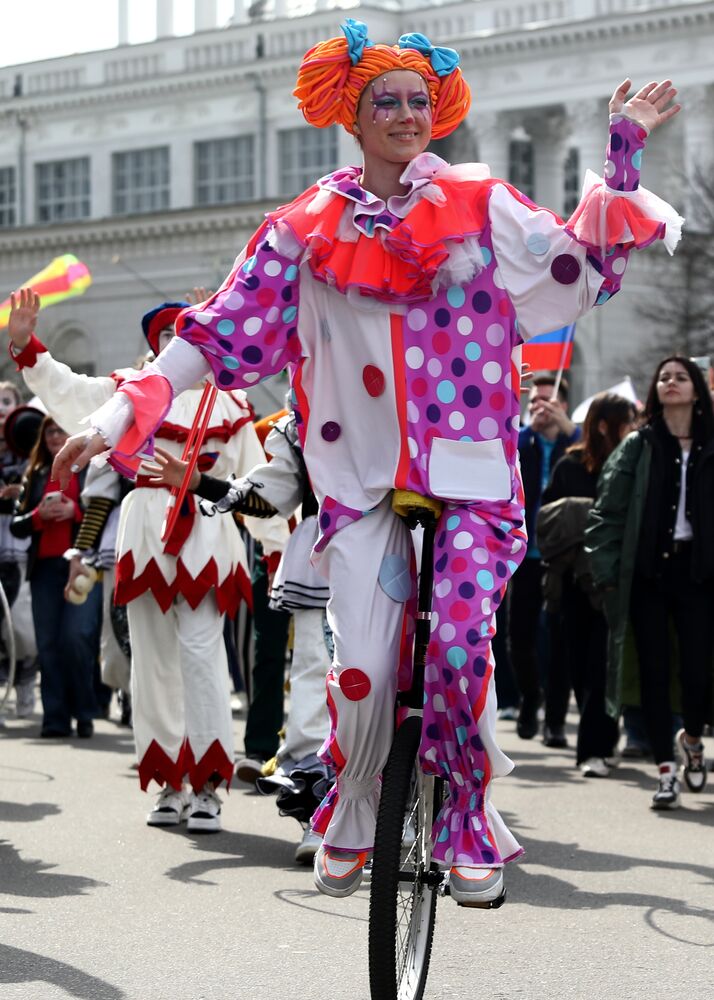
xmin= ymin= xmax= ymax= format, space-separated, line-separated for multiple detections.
xmin=128 ymin=591 xmax=234 ymax=792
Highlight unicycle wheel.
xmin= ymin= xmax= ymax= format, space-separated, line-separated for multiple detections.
xmin=368 ymin=716 xmax=444 ymax=1000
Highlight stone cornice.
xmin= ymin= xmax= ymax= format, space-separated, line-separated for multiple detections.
xmin=0 ymin=201 xmax=274 ymax=260
xmin=457 ymin=2 xmax=714 ymax=62
xmin=2 ymin=3 xmax=713 ymax=118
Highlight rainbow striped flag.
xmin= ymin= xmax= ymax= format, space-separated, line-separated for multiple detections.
xmin=522 ymin=324 xmax=575 ymax=371
xmin=0 ymin=254 xmax=92 ymax=328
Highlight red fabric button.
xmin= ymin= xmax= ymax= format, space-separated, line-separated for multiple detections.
xmin=363 ymin=365 xmax=386 ymax=397
xmin=338 ymin=668 xmax=372 ymax=702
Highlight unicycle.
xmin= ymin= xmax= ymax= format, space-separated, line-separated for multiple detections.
xmin=368 ymin=489 xmax=446 ymax=1000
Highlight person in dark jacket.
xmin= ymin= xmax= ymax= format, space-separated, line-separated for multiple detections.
xmin=586 ymin=356 xmax=714 ymax=810
xmin=10 ymin=416 xmax=101 ymax=738
xmin=509 ymin=374 xmax=580 ymax=744
xmin=540 ymin=392 xmax=636 ymax=777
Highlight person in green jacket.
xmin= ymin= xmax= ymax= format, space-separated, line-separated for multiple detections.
xmin=586 ymin=355 xmax=714 ymax=810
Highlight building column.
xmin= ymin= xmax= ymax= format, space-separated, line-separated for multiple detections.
xmin=475 ymin=110 xmax=512 ymax=182
xmin=566 ymin=98 xmax=608 ymax=178
xmin=156 ymin=0 xmax=174 ymax=38
xmin=194 ymin=0 xmax=218 ymax=32
xmin=231 ymin=0 xmax=249 ymax=25
xmin=528 ymin=109 xmax=569 ymax=215
xmin=681 ymin=83 xmax=714 ymax=227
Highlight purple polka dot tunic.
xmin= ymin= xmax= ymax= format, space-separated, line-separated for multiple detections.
xmin=128 ymin=114 xmax=681 ymax=862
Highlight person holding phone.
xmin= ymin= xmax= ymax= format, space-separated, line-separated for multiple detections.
xmin=10 ymin=416 xmax=100 ymax=738
xmin=586 ymin=356 xmax=714 ymax=808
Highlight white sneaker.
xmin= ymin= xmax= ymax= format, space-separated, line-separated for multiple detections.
xmin=147 ymin=786 xmax=190 ymax=826
xmin=294 ymin=827 xmax=322 ymax=865
xmin=580 ymin=757 xmax=609 ymax=778
xmin=651 ymin=765 xmax=681 ymax=810
xmin=187 ymin=786 xmax=222 ymax=833
xmin=449 ymin=865 xmax=506 ymax=907
xmin=15 ymin=681 xmax=36 ymax=718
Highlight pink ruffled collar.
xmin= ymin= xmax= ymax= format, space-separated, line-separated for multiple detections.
xmin=318 ymin=152 xmax=450 ymax=236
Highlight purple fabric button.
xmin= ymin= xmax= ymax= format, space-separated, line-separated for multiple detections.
xmin=550 ymin=253 xmax=581 ymax=285
xmin=321 ymin=421 xmax=341 ymax=442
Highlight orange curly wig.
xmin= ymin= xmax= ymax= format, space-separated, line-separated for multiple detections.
xmin=294 ymin=31 xmax=471 ymax=141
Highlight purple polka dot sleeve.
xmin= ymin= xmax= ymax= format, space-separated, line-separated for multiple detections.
xmin=176 ymin=238 xmax=302 ymax=390
xmin=586 ymin=115 xmax=649 ymax=301
xmin=604 ymin=114 xmax=647 ymax=193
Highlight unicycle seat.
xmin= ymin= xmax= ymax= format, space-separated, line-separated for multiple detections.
xmin=391 ymin=489 xmax=443 ymax=522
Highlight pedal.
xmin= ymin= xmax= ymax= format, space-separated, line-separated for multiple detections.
xmin=456 ymin=888 xmax=507 ymax=910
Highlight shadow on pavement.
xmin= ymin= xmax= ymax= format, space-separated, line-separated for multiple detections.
xmin=0 ymin=801 xmax=60 ymax=822
xmin=163 ymin=828 xmax=297 ymax=884
xmin=501 ymin=824 xmax=714 ymax=941
xmin=0 ymin=840 xmax=108 ymax=898
xmin=274 ymin=885 xmax=369 ymax=923
xmin=0 ymin=722 xmax=135 ymax=755
xmin=0 ymin=944 xmax=125 ymax=999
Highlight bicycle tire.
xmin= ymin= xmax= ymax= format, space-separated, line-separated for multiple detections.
xmin=369 ymin=715 xmax=442 ymax=1000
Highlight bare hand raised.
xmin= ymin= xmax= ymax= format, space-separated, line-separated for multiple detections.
xmin=609 ymin=79 xmax=681 ymax=132
xmin=7 ymin=288 xmax=40 ymax=351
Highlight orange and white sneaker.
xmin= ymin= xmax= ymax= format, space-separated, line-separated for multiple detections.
xmin=313 ymin=844 xmax=370 ymax=898
xmin=449 ymin=865 xmax=506 ymax=908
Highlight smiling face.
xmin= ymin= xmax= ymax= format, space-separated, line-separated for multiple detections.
xmin=355 ymin=70 xmax=432 ymax=168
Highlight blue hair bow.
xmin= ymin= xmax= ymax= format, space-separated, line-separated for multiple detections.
xmin=398 ymin=32 xmax=460 ymax=77
xmin=341 ymin=19 xmax=373 ymax=66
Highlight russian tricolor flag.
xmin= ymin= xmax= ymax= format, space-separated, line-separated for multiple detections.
xmin=522 ymin=324 xmax=575 ymax=371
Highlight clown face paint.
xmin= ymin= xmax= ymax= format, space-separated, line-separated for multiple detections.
xmin=355 ymin=70 xmax=432 ymax=168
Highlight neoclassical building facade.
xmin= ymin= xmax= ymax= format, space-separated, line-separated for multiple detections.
xmin=1 ymin=0 xmax=713 ymax=409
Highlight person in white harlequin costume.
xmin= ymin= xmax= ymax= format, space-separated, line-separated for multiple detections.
xmin=7 ymin=294 xmax=271 ymax=832
xmin=145 ymin=408 xmax=332 ymax=865
xmin=51 ymin=22 xmax=682 ymax=902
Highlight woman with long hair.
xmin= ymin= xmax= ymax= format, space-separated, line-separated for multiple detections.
xmin=10 ymin=415 xmax=100 ymax=737
xmin=587 ymin=357 xmax=714 ymax=808
xmin=541 ymin=393 xmax=636 ymax=777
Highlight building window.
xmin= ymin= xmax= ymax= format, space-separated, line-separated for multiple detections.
xmin=35 ymin=157 xmax=90 ymax=223
xmin=113 ymin=147 xmax=169 ymax=215
xmin=563 ymin=147 xmax=580 ymax=217
xmin=195 ymin=136 xmax=255 ymax=206
xmin=278 ymin=127 xmax=338 ymax=198
xmin=508 ymin=139 xmax=534 ymax=201
xmin=0 ymin=166 xmax=16 ymax=227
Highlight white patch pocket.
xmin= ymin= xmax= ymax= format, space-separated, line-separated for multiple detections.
xmin=428 ymin=437 xmax=512 ymax=502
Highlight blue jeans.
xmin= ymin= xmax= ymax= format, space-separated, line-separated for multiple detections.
xmin=30 ymin=557 xmax=102 ymax=733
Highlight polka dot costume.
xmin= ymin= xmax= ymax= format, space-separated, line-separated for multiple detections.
xmin=132 ymin=114 xmax=679 ymax=861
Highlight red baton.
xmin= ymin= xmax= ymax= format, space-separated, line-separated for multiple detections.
xmin=161 ymin=381 xmax=218 ymax=545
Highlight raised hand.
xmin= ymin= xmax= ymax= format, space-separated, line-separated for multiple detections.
xmin=186 ymin=286 xmax=214 ymax=306
xmin=7 ymin=288 xmax=40 ymax=350
xmin=141 ymin=446 xmax=199 ymax=491
xmin=609 ymin=79 xmax=681 ymax=132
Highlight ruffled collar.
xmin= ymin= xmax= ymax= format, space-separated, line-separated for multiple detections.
xmin=318 ymin=152 xmax=453 ymax=236
xmin=265 ymin=157 xmax=497 ymax=305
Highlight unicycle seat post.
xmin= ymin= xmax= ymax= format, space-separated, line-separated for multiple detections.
xmin=390 ymin=490 xmax=443 ymax=712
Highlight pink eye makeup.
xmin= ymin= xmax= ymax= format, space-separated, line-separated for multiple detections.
xmin=369 ymin=80 xmax=431 ymax=124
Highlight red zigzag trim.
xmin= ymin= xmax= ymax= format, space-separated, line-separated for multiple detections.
xmin=115 ymin=550 xmax=252 ymax=616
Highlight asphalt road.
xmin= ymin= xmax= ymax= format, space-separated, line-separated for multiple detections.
xmin=1 ymin=698 xmax=713 ymax=1000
